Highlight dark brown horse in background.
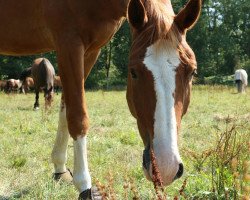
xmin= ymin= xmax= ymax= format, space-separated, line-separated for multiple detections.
xmin=20 ymin=58 xmax=55 ymax=110
xmin=0 ymin=0 xmax=201 ymax=199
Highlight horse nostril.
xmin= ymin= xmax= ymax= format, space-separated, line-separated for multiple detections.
xmin=174 ymin=163 xmax=184 ymax=180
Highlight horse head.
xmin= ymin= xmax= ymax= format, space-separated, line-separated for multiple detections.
xmin=126 ymin=0 xmax=201 ymax=186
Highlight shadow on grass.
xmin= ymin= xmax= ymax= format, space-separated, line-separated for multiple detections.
xmin=0 ymin=188 xmax=30 ymax=200
xmin=17 ymin=107 xmax=32 ymax=111
xmin=231 ymin=92 xmax=240 ymax=94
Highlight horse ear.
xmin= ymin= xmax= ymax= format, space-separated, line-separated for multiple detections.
xmin=128 ymin=0 xmax=148 ymax=30
xmin=174 ymin=0 xmax=202 ymax=31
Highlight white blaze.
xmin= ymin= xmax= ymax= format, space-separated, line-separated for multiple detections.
xmin=143 ymin=40 xmax=182 ymax=184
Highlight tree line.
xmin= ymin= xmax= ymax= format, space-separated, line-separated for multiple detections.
xmin=0 ymin=0 xmax=249 ymax=88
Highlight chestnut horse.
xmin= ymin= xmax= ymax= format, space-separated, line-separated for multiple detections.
xmin=20 ymin=58 xmax=55 ymax=110
xmin=0 ymin=0 xmax=201 ymax=199
xmin=22 ymin=77 xmax=34 ymax=93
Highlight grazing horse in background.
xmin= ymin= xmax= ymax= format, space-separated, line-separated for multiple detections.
xmin=0 ymin=80 xmax=7 ymax=91
xmin=20 ymin=67 xmax=33 ymax=93
xmin=22 ymin=77 xmax=34 ymax=93
xmin=5 ymin=79 xmax=22 ymax=93
xmin=20 ymin=58 xmax=55 ymax=109
xmin=235 ymin=69 xmax=248 ymax=93
xmin=54 ymin=75 xmax=62 ymax=94
xmin=0 ymin=0 xmax=201 ymax=199
xmin=32 ymin=58 xmax=55 ymax=110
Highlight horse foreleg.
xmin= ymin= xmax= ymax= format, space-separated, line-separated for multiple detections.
xmin=34 ymin=89 xmax=39 ymax=110
xmin=243 ymin=84 xmax=247 ymax=93
xmin=51 ymin=95 xmax=72 ymax=182
xmin=56 ymin=36 xmax=92 ymax=197
xmin=44 ymin=87 xmax=54 ymax=110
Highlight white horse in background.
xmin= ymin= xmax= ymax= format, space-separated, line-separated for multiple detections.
xmin=235 ymin=69 xmax=248 ymax=93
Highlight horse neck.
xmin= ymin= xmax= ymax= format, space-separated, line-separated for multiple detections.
xmin=80 ymin=0 xmax=129 ymax=20
xmin=111 ymin=0 xmax=130 ymax=17
xmin=20 ymin=68 xmax=32 ymax=81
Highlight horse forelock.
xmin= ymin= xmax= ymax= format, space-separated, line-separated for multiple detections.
xmin=130 ymin=0 xmax=183 ymax=61
xmin=142 ymin=0 xmax=197 ymax=74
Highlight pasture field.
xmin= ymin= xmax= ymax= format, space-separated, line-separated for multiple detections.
xmin=0 ymin=86 xmax=249 ymax=200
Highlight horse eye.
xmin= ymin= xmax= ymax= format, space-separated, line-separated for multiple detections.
xmin=130 ymin=68 xmax=137 ymax=79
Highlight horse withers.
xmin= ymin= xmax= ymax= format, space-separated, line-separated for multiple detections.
xmin=235 ymin=69 xmax=248 ymax=93
xmin=0 ymin=0 xmax=201 ymax=199
xmin=20 ymin=58 xmax=55 ymax=110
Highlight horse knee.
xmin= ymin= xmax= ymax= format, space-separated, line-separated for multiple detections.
xmin=67 ymin=111 xmax=90 ymax=140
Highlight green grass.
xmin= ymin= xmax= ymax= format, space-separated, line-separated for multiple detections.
xmin=0 ymin=86 xmax=249 ymax=199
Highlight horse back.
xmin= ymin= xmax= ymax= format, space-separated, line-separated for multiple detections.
xmin=0 ymin=0 xmax=127 ymax=56
xmin=31 ymin=58 xmax=55 ymax=89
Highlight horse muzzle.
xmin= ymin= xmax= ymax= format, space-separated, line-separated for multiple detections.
xmin=142 ymin=145 xmax=184 ymax=185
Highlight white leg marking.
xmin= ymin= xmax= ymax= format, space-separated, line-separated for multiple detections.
xmin=73 ymin=136 xmax=91 ymax=193
xmin=143 ymin=40 xmax=182 ymax=184
xmin=51 ymin=102 xmax=69 ymax=173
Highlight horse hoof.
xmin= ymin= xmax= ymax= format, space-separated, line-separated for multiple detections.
xmin=78 ymin=187 xmax=103 ymax=200
xmin=53 ymin=169 xmax=73 ymax=183
xmin=33 ymin=107 xmax=39 ymax=111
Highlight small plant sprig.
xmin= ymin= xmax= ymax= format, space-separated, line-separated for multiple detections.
xmin=242 ymin=142 xmax=250 ymax=200
xmin=123 ymin=177 xmax=129 ymax=200
xmin=211 ymin=123 xmax=249 ymax=199
xmin=179 ymin=178 xmax=188 ymax=198
xmin=150 ymin=148 xmax=167 ymax=200
xmin=96 ymin=179 xmax=108 ymax=199
xmin=173 ymin=178 xmax=188 ymax=200
xmin=129 ymin=178 xmax=140 ymax=200
xmin=184 ymin=148 xmax=212 ymax=172
xmin=96 ymin=174 xmax=140 ymax=200
xmin=95 ymin=172 xmax=116 ymax=200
